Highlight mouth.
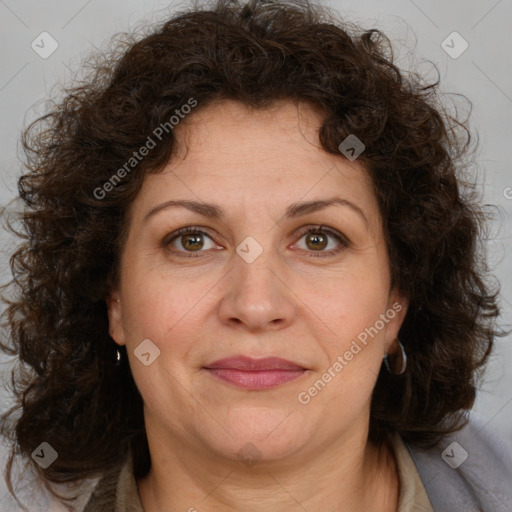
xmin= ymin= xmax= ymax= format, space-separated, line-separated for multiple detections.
xmin=203 ymin=355 xmax=308 ymax=390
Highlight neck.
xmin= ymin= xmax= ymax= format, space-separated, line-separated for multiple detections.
xmin=136 ymin=425 xmax=399 ymax=512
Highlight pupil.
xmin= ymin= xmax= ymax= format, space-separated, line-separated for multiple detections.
xmin=183 ymin=234 xmax=203 ymax=251
xmin=307 ymin=233 xmax=327 ymax=250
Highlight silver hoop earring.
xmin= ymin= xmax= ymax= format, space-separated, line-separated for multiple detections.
xmin=115 ymin=348 xmax=122 ymax=366
xmin=383 ymin=339 xmax=407 ymax=375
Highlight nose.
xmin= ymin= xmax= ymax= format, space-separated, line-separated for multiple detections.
xmin=217 ymin=245 xmax=297 ymax=333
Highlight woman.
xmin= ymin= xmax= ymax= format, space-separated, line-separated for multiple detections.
xmin=1 ymin=0 xmax=511 ymax=510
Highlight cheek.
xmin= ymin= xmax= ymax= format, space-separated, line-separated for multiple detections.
xmin=302 ymin=281 xmax=389 ymax=411
xmin=305 ymin=265 xmax=391 ymax=368
xmin=120 ymin=259 xmax=209 ymax=340
xmin=311 ymin=265 xmax=389 ymax=330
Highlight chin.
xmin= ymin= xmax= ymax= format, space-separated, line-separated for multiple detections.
xmin=196 ymin=410 xmax=310 ymax=464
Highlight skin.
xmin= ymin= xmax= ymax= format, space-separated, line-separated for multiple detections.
xmin=107 ymin=99 xmax=409 ymax=512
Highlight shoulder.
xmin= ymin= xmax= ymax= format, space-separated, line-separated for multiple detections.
xmin=81 ymin=449 xmax=143 ymax=512
xmin=80 ymin=455 xmax=128 ymax=512
xmin=403 ymin=411 xmax=512 ymax=512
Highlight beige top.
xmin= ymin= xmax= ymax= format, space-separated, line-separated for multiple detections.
xmin=84 ymin=435 xmax=434 ymax=511
xmin=392 ymin=435 xmax=435 ymax=512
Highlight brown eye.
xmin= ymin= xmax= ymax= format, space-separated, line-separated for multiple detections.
xmin=305 ymin=232 xmax=328 ymax=251
xmin=294 ymin=226 xmax=350 ymax=259
xmin=180 ymin=233 xmax=204 ymax=251
xmin=163 ymin=227 xmax=219 ymax=257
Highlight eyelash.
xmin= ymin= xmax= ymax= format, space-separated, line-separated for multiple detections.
xmin=162 ymin=225 xmax=350 ymax=259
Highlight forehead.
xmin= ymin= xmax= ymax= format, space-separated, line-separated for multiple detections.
xmin=167 ymin=99 xmax=366 ymax=176
xmin=129 ymin=99 xmax=380 ymax=232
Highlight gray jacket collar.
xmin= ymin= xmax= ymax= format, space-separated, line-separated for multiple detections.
xmin=405 ymin=412 xmax=512 ymax=512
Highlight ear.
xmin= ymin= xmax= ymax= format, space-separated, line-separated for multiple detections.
xmin=106 ymin=290 xmax=126 ymax=346
xmin=383 ymin=288 xmax=409 ymax=354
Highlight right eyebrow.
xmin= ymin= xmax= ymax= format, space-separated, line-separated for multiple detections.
xmin=143 ymin=200 xmax=224 ymax=223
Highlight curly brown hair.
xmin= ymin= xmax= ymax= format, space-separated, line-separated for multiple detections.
xmin=0 ymin=0 xmax=505 ymax=508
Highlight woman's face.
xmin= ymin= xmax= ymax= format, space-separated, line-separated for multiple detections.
xmin=108 ymin=99 xmax=408 ymax=464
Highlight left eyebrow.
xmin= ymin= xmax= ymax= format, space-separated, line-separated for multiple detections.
xmin=283 ymin=197 xmax=369 ymax=227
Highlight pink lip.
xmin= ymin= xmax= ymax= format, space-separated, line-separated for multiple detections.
xmin=204 ymin=356 xmax=306 ymax=371
xmin=203 ymin=356 xmax=308 ymax=390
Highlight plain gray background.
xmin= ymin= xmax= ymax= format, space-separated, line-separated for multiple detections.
xmin=1 ymin=0 xmax=511 ymax=507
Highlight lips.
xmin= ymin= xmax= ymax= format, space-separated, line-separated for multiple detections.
xmin=204 ymin=355 xmax=306 ymax=371
xmin=203 ymin=356 xmax=308 ymax=390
